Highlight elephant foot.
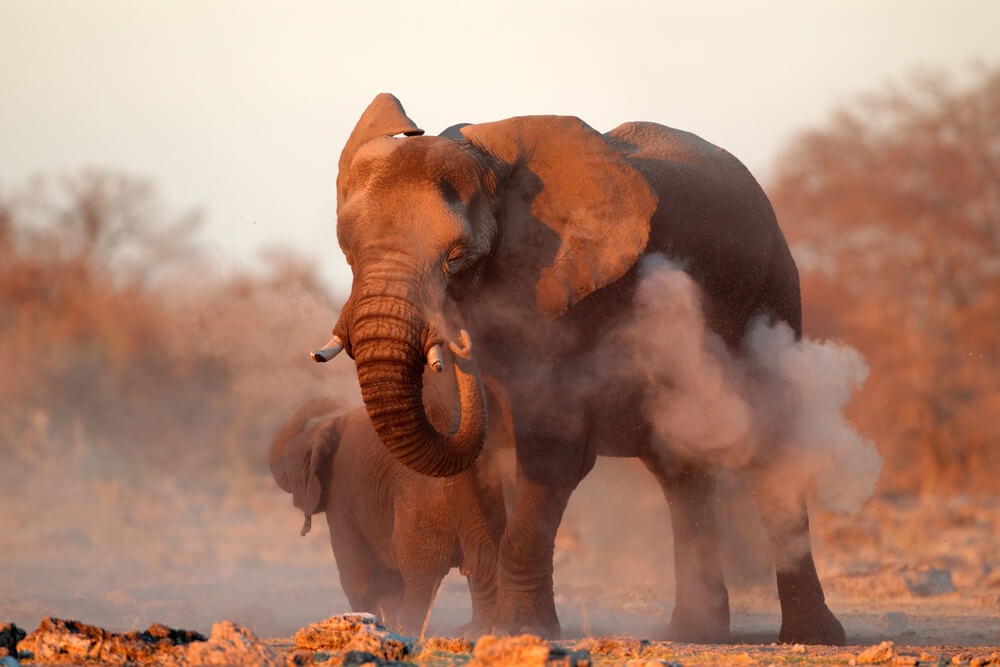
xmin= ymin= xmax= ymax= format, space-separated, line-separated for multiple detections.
xmin=493 ymin=591 xmax=561 ymax=639
xmin=455 ymin=618 xmax=494 ymax=639
xmin=778 ymin=602 xmax=846 ymax=646
xmin=665 ymin=603 xmax=731 ymax=644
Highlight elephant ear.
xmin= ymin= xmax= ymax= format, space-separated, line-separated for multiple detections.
xmin=337 ymin=93 xmax=424 ymax=209
xmin=281 ymin=417 xmax=340 ymax=535
xmin=460 ymin=116 xmax=658 ymax=318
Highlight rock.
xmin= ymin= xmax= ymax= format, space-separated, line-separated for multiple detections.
xmin=576 ymin=637 xmax=651 ymax=659
xmin=294 ymin=613 xmax=412 ymax=661
xmin=903 ymin=567 xmax=956 ymax=596
xmin=17 ymin=617 xmax=204 ymax=665
xmin=418 ymin=636 xmax=474 ymax=656
xmin=970 ymin=653 xmax=1000 ymax=667
xmin=469 ymin=634 xmax=590 ymax=666
xmin=341 ymin=650 xmax=404 ymax=666
xmin=857 ymin=641 xmax=896 ymax=664
xmin=15 ymin=617 xmax=280 ymax=666
xmin=178 ymin=621 xmax=281 ymax=666
xmin=0 ymin=624 xmax=25 ymax=658
xmin=625 ymin=660 xmax=682 ymax=667
xmin=0 ymin=655 xmax=20 ymax=667
xmin=344 ymin=625 xmax=412 ymax=662
xmin=892 ymin=655 xmax=918 ymax=666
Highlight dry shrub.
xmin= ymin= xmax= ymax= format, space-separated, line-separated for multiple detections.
xmin=770 ymin=63 xmax=1000 ymax=495
xmin=0 ymin=170 xmax=358 ymax=494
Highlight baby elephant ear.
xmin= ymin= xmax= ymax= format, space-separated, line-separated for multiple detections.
xmin=460 ymin=116 xmax=657 ymax=318
xmin=300 ymin=420 xmax=338 ymax=518
xmin=338 ymin=93 xmax=424 ymax=209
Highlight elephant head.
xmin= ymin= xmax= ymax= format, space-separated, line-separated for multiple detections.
xmin=317 ymin=93 xmax=658 ymax=477
xmin=268 ymin=397 xmax=345 ymax=535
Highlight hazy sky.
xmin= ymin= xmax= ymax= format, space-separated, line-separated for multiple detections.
xmin=2 ymin=0 xmax=999 ymax=293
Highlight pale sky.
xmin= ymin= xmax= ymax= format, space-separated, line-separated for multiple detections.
xmin=2 ymin=0 xmax=999 ymax=294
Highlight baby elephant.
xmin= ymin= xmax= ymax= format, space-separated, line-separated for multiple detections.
xmin=269 ymin=379 xmax=511 ymax=635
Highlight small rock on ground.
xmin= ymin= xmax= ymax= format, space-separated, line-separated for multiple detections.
xmin=17 ymin=617 xmax=205 ymax=665
xmin=0 ymin=623 xmax=25 ymax=658
xmin=15 ymin=617 xmax=281 ymax=666
xmin=856 ymin=641 xmax=896 ymax=664
xmin=177 ymin=621 xmax=282 ymax=666
xmin=904 ymin=567 xmax=956 ymax=597
xmin=294 ymin=613 xmax=412 ymax=661
xmin=576 ymin=637 xmax=651 ymax=659
xmin=469 ymin=634 xmax=590 ymax=667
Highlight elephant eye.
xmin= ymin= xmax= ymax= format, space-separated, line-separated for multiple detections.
xmin=443 ymin=246 xmax=468 ymax=276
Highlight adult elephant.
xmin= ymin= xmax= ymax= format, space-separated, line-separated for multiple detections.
xmin=312 ymin=93 xmax=845 ymax=644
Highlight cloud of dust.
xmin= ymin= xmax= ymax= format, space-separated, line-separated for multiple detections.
xmin=582 ymin=254 xmax=882 ymax=575
xmin=611 ymin=254 xmax=881 ymax=514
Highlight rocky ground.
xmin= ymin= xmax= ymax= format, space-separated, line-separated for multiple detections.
xmin=2 ymin=613 xmax=998 ymax=666
xmin=2 ymin=457 xmax=998 ymax=663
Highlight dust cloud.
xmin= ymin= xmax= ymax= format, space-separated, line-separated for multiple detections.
xmin=606 ymin=254 xmax=881 ymax=517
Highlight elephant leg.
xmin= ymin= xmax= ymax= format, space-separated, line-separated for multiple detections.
xmin=494 ymin=439 xmax=594 ymax=639
xmin=641 ymin=453 xmax=731 ymax=643
xmin=745 ymin=468 xmax=846 ymax=645
xmin=394 ymin=573 xmax=442 ymax=636
xmin=329 ymin=518 xmax=404 ymax=624
xmin=444 ymin=469 xmax=504 ymax=636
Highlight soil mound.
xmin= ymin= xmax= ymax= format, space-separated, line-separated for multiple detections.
xmin=294 ymin=613 xmax=413 ymax=661
xmin=15 ymin=617 xmax=280 ymax=665
xmin=468 ymin=634 xmax=591 ymax=666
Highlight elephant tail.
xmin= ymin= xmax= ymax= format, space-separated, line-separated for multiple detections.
xmin=269 ymin=397 xmax=345 ymax=536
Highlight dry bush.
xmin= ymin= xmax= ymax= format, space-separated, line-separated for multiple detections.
xmin=770 ymin=63 xmax=1000 ymax=495
xmin=0 ymin=169 xmax=358 ymax=494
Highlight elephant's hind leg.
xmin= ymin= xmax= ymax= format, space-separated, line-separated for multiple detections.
xmin=642 ymin=453 xmax=731 ymax=643
xmin=746 ymin=468 xmax=846 ymax=645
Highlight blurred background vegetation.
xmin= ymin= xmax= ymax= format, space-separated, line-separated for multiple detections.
xmin=771 ymin=63 xmax=1000 ymax=495
xmin=0 ymin=168 xmax=359 ymax=494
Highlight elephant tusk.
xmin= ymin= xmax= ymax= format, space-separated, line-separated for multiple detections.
xmin=311 ymin=335 xmax=344 ymax=363
xmin=427 ymin=344 xmax=444 ymax=372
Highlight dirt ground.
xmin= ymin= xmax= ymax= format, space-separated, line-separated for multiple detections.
xmin=3 ymin=456 xmax=998 ymax=663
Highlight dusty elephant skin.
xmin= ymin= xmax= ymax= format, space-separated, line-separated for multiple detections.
xmin=314 ymin=92 xmax=845 ymax=643
xmin=269 ymin=371 xmax=513 ymax=635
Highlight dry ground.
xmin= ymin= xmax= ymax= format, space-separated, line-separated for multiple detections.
xmin=3 ymin=456 xmax=998 ymax=663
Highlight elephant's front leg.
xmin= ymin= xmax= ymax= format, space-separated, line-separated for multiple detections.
xmin=443 ymin=471 xmax=501 ymax=636
xmin=746 ymin=467 xmax=846 ymax=645
xmin=494 ymin=439 xmax=593 ymax=638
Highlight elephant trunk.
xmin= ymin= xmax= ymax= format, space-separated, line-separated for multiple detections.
xmin=350 ymin=281 xmax=487 ymax=478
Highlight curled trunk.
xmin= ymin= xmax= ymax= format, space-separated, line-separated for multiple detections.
xmin=351 ymin=290 xmax=486 ymax=477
